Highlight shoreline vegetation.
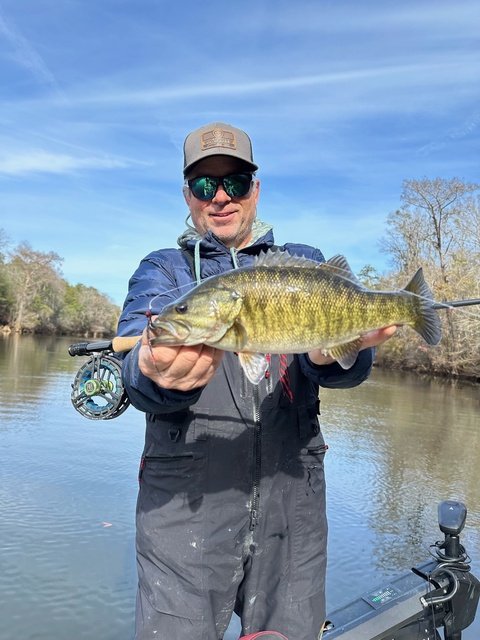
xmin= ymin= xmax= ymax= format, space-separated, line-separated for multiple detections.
xmin=0 ymin=233 xmax=120 ymax=340
xmin=1 ymin=178 xmax=479 ymax=382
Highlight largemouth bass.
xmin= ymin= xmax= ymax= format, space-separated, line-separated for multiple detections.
xmin=149 ymin=249 xmax=442 ymax=384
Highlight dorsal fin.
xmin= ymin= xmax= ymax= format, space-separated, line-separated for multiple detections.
xmin=320 ymin=254 xmax=366 ymax=287
xmin=254 ymin=248 xmax=319 ymax=268
xmin=254 ymin=250 xmax=366 ymax=289
xmin=324 ymin=255 xmax=359 ymax=281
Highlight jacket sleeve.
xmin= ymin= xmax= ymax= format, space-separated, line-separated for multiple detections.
xmin=298 ymin=348 xmax=375 ymax=389
xmin=117 ymin=250 xmax=203 ymax=415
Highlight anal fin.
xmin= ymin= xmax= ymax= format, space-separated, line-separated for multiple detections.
xmin=327 ymin=338 xmax=363 ymax=369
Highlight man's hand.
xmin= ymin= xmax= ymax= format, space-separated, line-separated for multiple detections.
xmin=138 ymin=328 xmax=224 ymax=391
xmin=308 ymin=325 xmax=398 ymax=366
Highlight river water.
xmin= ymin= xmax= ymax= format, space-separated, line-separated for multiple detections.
xmin=0 ymin=335 xmax=479 ymax=640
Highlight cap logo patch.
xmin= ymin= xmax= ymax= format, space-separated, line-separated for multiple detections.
xmin=201 ymin=128 xmax=236 ymax=151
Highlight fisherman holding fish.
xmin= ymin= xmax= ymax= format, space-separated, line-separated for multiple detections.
xmin=118 ymin=123 xmax=405 ymax=640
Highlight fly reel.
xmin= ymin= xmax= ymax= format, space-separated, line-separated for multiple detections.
xmin=69 ymin=341 xmax=130 ymax=420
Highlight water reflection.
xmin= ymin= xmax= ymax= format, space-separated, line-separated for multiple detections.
xmin=0 ymin=335 xmax=141 ymax=640
xmin=0 ymin=334 xmax=86 ymax=421
xmin=322 ymin=368 xmax=480 ymax=616
xmin=0 ymin=336 xmax=479 ymax=639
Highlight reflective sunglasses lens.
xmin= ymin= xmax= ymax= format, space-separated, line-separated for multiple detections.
xmin=189 ymin=174 xmax=252 ymax=200
xmin=223 ymin=174 xmax=252 ymax=198
xmin=190 ymin=176 xmax=217 ymax=200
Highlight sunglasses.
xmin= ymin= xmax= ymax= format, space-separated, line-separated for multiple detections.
xmin=188 ymin=173 xmax=253 ymax=201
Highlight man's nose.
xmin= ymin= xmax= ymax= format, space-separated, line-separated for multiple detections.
xmin=212 ymin=184 xmax=231 ymax=203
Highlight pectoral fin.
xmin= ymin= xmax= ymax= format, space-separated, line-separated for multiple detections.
xmin=327 ymin=338 xmax=363 ymax=369
xmin=238 ymin=352 xmax=269 ymax=385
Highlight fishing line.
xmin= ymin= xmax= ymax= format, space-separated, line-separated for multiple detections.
xmin=146 ymin=280 xmax=196 ymax=315
xmin=407 ymin=294 xmax=480 ymax=321
xmin=432 ymin=301 xmax=480 ymax=321
xmin=402 ymin=292 xmax=480 ymax=320
xmin=406 ymin=294 xmax=480 ymax=321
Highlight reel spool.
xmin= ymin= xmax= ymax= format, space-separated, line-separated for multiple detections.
xmin=70 ymin=351 xmax=130 ymax=420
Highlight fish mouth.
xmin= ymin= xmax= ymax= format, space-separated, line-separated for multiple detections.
xmin=149 ymin=319 xmax=191 ymax=345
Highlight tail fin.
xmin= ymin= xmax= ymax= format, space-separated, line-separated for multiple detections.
xmin=403 ymin=268 xmax=442 ymax=345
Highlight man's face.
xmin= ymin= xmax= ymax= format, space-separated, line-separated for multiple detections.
xmin=183 ymin=156 xmax=260 ymax=250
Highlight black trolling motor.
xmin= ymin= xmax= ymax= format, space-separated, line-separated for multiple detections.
xmin=323 ymin=500 xmax=480 ymax=640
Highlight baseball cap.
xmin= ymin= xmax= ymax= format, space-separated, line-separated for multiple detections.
xmin=183 ymin=122 xmax=258 ymax=176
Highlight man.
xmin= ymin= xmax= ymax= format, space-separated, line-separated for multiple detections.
xmin=118 ymin=122 xmax=395 ymax=640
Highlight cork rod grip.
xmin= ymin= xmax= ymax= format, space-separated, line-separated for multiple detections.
xmin=111 ymin=335 xmax=142 ymax=353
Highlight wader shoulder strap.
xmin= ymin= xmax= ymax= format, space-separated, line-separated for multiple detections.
xmin=180 ymin=247 xmax=196 ymax=278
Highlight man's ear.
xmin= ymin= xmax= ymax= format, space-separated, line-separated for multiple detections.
xmin=253 ymin=178 xmax=260 ymax=202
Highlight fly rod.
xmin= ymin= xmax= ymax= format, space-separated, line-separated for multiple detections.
xmin=432 ymin=298 xmax=480 ymax=310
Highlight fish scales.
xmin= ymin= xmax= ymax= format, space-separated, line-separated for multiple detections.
xmin=235 ymin=266 xmax=324 ymax=348
xmin=149 ymin=249 xmax=442 ymax=384
xmin=214 ymin=267 xmax=410 ymax=352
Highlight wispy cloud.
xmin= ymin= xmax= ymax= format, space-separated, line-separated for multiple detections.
xmin=0 ymin=149 xmax=130 ymax=176
xmin=57 ymin=61 xmax=468 ymax=109
xmin=0 ymin=4 xmax=63 ymax=97
xmin=417 ymin=110 xmax=480 ymax=156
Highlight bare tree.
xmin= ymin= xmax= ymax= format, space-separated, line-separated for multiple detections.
xmin=453 ymin=195 xmax=480 ymax=256
xmin=0 ymin=230 xmax=13 ymax=324
xmin=0 ymin=234 xmax=120 ymax=336
xmin=399 ymin=177 xmax=480 ymax=285
xmin=6 ymin=242 xmax=63 ymax=332
xmin=381 ymin=208 xmax=430 ymax=275
xmin=377 ymin=178 xmax=480 ymax=378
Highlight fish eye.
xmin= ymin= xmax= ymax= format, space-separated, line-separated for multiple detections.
xmin=175 ymin=303 xmax=188 ymax=314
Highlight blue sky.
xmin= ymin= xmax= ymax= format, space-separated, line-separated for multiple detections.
xmin=1 ymin=0 xmax=479 ymax=306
